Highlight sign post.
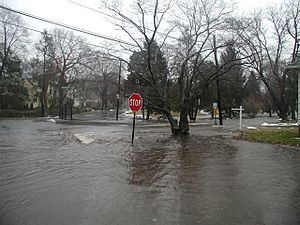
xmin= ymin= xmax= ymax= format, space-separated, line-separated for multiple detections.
xmin=231 ymin=106 xmax=244 ymax=130
xmin=128 ymin=93 xmax=143 ymax=144
xmin=213 ymin=102 xmax=218 ymax=125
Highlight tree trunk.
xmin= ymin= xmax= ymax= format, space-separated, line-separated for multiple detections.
xmin=179 ymin=107 xmax=189 ymax=135
xmin=165 ymin=111 xmax=179 ymax=135
xmin=189 ymin=109 xmax=195 ymax=121
xmin=277 ymin=99 xmax=289 ymax=121
xmin=41 ymin=90 xmax=48 ymax=117
xmin=142 ymin=105 xmax=145 ymax=120
xmin=59 ymin=87 xmax=63 ymax=119
xmin=228 ymin=108 xmax=232 ymax=118
xmin=291 ymin=102 xmax=296 ymax=120
xmin=268 ymin=108 xmax=272 ymax=117
xmin=277 ymin=107 xmax=288 ymax=121
xmin=101 ymin=89 xmax=108 ymax=110
xmin=41 ymin=50 xmax=47 ymax=117
xmin=0 ymin=54 xmax=8 ymax=79
xmin=0 ymin=37 xmax=9 ymax=80
xmin=101 ymin=79 xmax=108 ymax=110
xmin=189 ymin=100 xmax=199 ymax=121
xmin=41 ymin=100 xmax=45 ymax=117
xmin=146 ymin=107 xmax=150 ymax=120
xmin=58 ymin=69 xmax=67 ymax=119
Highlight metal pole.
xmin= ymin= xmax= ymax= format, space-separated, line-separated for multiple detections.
xmin=142 ymin=103 xmax=145 ymax=120
xmin=239 ymin=106 xmax=242 ymax=131
xmin=132 ymin=112 xmax=136 ymax=144
xmin=214 ymin=114 xmax=217 ymax=125
xmin=297 ymin=71 xmax=300 ymax=137
xmin=213 ymin=35 xmax=223 ymax=125
xmin=116 ymin=60 xmax=121 ymax=120
xmin=232 ymin=106 xmax=244 ymax=131
xmin=70 ymin=103 xmax=73 ymax=120
xmin=216 ymin=77 xmax=223 ymax=125
xmin=42 ymin=33 xmax=46 ymax=117
xmin=64 ymin=104 xmax=67 ymax=120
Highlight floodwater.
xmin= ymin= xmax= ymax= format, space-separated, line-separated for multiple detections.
xmin=0 ymin=118 xmax=299 ymax=225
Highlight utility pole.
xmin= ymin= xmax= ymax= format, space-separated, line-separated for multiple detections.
xmin=41 ymin=31 xmax=47 ymax=117
xmin=213 ymin=34 xmax=223 ymax=125
xmin=116 ymin=60 xmax=122 ymax=120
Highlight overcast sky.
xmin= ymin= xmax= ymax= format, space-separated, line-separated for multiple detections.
xmin=1 ymin=0 xmax=281 ymax=48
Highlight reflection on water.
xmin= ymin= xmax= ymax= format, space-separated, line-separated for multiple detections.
xmin=0 ymin=119 xmax=299 ymax=225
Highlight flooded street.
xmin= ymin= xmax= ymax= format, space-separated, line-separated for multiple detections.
xmin=0 ymin=118 xmax=299 ymax=225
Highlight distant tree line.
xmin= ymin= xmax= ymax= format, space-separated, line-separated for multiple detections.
xmin=0 ymin=0 xmax=299 ymax=135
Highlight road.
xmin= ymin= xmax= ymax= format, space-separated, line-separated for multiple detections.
xmin=0 ymin=114 xmax=299 ymax=225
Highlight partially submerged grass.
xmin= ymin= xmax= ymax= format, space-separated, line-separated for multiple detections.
xmin=237 ymin=128 xmax=300 ymax=147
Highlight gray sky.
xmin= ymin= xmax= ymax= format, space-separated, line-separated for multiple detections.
xmin=1 ymin=0 xmax=284 ymax=61
xmin=1 ymin=0 xmax=281 ymax=44
xmin=1 ymin=0 xmax=112 ymax=45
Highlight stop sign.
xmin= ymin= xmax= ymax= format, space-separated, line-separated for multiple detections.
xmin=128 ymin=93 xmax=143 ymax=112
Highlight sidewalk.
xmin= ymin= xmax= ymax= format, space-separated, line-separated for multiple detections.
xmin=50 ymin=111 xmax=289 ymax=131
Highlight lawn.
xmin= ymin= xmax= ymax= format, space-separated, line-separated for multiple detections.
xmin=238 ymin=128 xmax=300 ymax=147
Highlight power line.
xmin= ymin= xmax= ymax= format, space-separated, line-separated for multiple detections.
xmin=0 ymin=4 xmax=233 ymax=64
xmin=0 ymin=19 xmax=132 ymax=62
xmin=0 ymin=19 xmax=43 ymax=37
xmin=0 ymin=4 xmax=136 ymax=47
xmin=67 ymin=0 xmax=179 ymax=41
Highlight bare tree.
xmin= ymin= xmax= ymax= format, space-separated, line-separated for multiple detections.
xmin=34 ymin=30 xmax=57 ymax=116
xmin=233 ymin=6 xmax=292 ymax=120
xmin=285 ymin=0 xmax=300 ymax=61
xmin=169 ymin=0 xmax=241 ymax=134
xmin=0 ymin=8 xmax=29 ymax=110
xmin=77 ymin=51 xmax=120 ymax=110
xmin=0 ymin=7 xmax=28 ymax=79
xmin=100 ymin=0 xmax=248 ymax=134
xmin=46 ymin=28 xmax=90 ymax=117
xmin=100 ymin=0 xmax=178 ymax=129
xmin=285 ymin=0 xmax=300 ymax=119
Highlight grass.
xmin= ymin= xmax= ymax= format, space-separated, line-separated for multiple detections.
xmin=238 ymin=128 xmax=300 ymax=147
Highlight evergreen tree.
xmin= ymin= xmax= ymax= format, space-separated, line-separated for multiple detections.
xmin=219 ymin=42 xmax=245 ymax=117
xmin=125 ymin=41 xmax=169 ymax=117
xmin=0 ymin=52 xmax=28 ymax=109
xmin=243 ymin=71 xmax=263 ymax=117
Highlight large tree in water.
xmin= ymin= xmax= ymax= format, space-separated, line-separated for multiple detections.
xmin=101 ymin=0 xmax=243 ymax=135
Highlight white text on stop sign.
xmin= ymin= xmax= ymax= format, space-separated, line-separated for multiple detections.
xmin=129 ymin=99 xmax=142 ymax=106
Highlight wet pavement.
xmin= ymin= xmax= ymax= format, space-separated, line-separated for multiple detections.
xmin=0 ymin=116 xmax=299 ymax=225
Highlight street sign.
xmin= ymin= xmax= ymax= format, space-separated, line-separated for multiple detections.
xmin=128 ymin=93 xmax=143 ymax=112
xmin=213 ymin=102 xmax=218 ymax=109
xmin=128 ymin=93 xmax=143 ymax=144
xmin=213 ymin=108 xmax=219 ymax=116
xmin=212 ymin=102 xmax=218 ymax=125
xmin=232 ymin=106 xmax=244 ymax=130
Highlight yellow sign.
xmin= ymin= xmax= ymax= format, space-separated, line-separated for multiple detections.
xmin=213 ymin=108 xmax=219 ymax=116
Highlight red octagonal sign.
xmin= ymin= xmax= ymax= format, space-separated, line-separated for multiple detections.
xmin=128 ymin=93 xmax=143 ymax=112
